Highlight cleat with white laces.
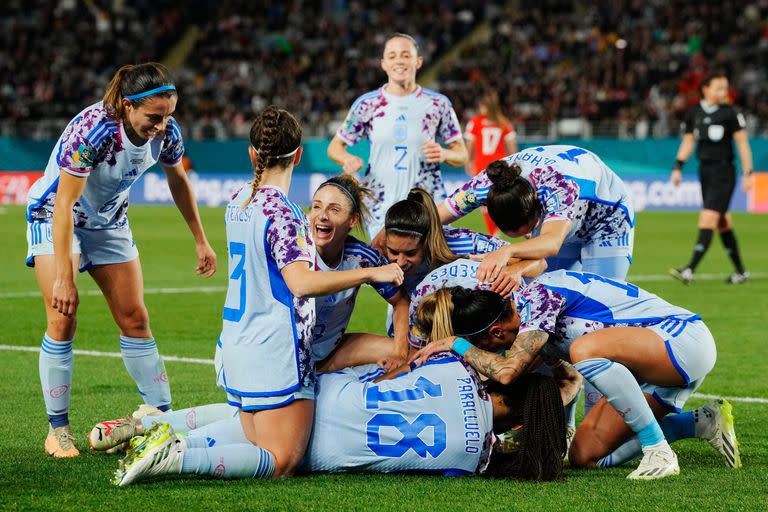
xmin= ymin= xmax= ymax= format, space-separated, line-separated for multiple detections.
xmin=627 ymin=442 xmax=679 ymax=480
xmin=45 ymin=425 xmax=80 ymax=458
xmin=697 ymin=399 xmax=741 ymax=468
xmin=725 ymin=271 xmax=749 ymax=285
xmin=113 ymin=422 xmax=183 ymax=487
xmin=669 ymin=267 xmax=693 ymax=285
xmin=89 ymin=417 xmax=142 ymax=451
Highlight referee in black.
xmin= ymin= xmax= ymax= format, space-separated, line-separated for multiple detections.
xmin=670 ymin=72 xmax=754 ymax=285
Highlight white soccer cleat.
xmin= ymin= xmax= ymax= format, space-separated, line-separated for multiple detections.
xmin=89 ymin=417 xmax=142 ymax=451
xmin=113 ymin=422 xmax=183 ymax=487
xmin=564 ymin=426 xmax=576 ymax=464
xmin=669 ymin=267 xmax=693 ymax=285
xmin=98 ymin=404 xmax=164 ymax=453
xmin=725 ymin=271 xmax=749 ymax=285
xmin=627 ymin=442 xmax=680 ymax=480
xmin=132 ymin=404 xmax=164 ymax=420
xmin=697 ymin=399 xmax=741 ymax=468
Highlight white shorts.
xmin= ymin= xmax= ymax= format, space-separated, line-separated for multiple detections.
xmin=642 ymin=317 xmax=717 ymax=412
xmin=545 ymin=229 xmax=634 ymax=280
xmin=26 ymin=221 xmax=138 ymax=272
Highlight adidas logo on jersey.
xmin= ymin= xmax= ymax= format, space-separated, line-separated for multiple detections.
xmin=396 ymin=114 xmax=407 ymax=122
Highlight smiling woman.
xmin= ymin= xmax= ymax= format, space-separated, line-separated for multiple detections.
xmin=327 ymin=33 xmax=468 ymax=242
xmin=24 ymin=62 xmax=218 ymax=459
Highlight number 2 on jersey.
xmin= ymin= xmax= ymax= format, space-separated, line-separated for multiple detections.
xmin=222 ymin=241 xmax=246 ymax=322
xmin=394 ymin=145 xmax=408 ymax=171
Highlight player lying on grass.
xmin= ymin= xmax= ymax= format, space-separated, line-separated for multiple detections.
xmin=411 ymin=272 xmax=741 ymax=480
xmin=95 ymin=355 xmax=571 ymax=485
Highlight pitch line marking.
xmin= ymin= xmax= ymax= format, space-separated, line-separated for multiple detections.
xmin=1 ymin=272 xmax=766 ymax=299
xmin=1 ymin=344 xmax=766 ymax=405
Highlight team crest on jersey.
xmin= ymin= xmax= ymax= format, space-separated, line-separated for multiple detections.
xmin=73 ymin=144 xmax=96 ymax=169
xmin=393 ymin=122 xmax=407 ymax=142
xmin=537 ymin=187 xmax=560 ymax=212
xmin=454 ymin=190 xmax=478 ymax=211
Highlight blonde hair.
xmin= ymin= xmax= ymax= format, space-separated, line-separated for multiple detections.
xmin=417 ymin=288 xmax=456 ymax=343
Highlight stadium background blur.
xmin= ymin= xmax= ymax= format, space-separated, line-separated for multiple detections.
xmin=1 ymin=2 xmax=767 ymax=510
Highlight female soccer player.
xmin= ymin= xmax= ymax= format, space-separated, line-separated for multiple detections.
xmin=670 ymin=72 xmax=753 ymax=285
xmin=437 ymin=145 xmax=635 ymax=283
xmin=464 ymin=91 xmax=518 ymax=236
xmin=327 ymin=33 xmax=468 ymax=241
xmin=217 ymin=106 xmax=403 ymax=478
xmin=412 ymin=270 xmax=728 ymax=480
xmin=111 ymin=357 xmax=569 ymax=485
xmin=26 ymin=62 xmax=217 ymax=458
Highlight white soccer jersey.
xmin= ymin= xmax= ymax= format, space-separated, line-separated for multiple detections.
xmin=26 ymin=102 xmax=184 ymax=229
xmin=444 ymin=145 xmax=634 ymax=245
xmin=407 ymin=259 xmax=488 ymax=349
xmin=303 ymin=355 xmax=494 ymax=475
xmin=516 ymin=270 xmax=701 ymax=362
xmin=218 ymin=185 xmax=316 ymax=400
xmin=337 ymin=86 xmax=463 ymax=238
xmin=313 ymin=236 xmax=399 ymax=361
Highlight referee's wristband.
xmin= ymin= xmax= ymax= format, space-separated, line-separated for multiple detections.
xmin=452 ymin=337 xmax=473 ymax=357
xmin=673 ymin=159 xmax=685 ymax=170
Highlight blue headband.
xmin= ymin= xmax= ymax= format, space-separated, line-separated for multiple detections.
xmin=124 ymin=85 xmax=177 ymax=101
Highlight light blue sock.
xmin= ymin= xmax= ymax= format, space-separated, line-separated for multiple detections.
xmin=574 ymin=358 xmax=664 ymax=447
xmin=39 ymin=334 xmax=74 ymax=428
xmin=184 ymin=417 xmax=250 ymax=449
xmin=583 ymin=380 xmax=603 ymax=417
xmin=564 ymin=388 xmax=579 ymax=429
xmin=181 ymin=443 xmax=275 ymax=479
xmin=597 ymin=412 xmax=697 ymax=467
xmin=119 ymin=336 xmax=171 ymax=410
xmin=141 ymin=403 xmax=237 ymax=433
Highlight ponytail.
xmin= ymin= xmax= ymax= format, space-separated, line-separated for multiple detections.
xmin=243 ymin=105 xmax=302 ymax=207
xmin=484 ymin=374 xmax=566 ymax=481
xmin=486 ymin=160 xmax=541 ymax=233
xmin=102 ymin=62 xmax=176 ymax=119
xmin=385 ymin=188 xmax=456 ymax=267
xmin=417 ymin=286 xmax=511 ymax=343
xmin=417 ymin=288 xmax=456 ymax=343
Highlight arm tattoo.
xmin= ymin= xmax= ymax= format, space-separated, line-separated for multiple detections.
xmin=464 ymin=330 xmax=549 ymax=384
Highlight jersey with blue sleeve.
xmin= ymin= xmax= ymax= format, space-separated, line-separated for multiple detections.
xmin=516 ymin=270 xmax=700 ymax=362
xmin=26 ymin=101 xmax=184 ymax=229
xmin=219 ymin=185 xmax=316 ymax=399
xmin=303 ymin=354 xmax=494 ymax=475
xmin=312 ymin=236 xmax=399 ymax=361
xmin=443 ymin=145 xmax=634 ymax=246
xmin=407 ymin=259 xmax=488 ymax=349
xmin=337 ymin=86 xmax=463 ymax=238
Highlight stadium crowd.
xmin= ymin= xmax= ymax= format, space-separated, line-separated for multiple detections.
xmin=2 ymin=0 xmax=767 ymax=139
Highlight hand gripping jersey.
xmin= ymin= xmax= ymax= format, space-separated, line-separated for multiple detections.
xmin=313 ymin=236 xmax=399 ymax=361
xmin=27 ymin=102 xmax=184 ymax=229
xmin=218 ymin=185 xmax=316 ymax=405
xmin=515 ymin=270 xmax=701 ymax=363
xmin=337 ymin=86 xmax=462 ymax=238
xmin=444 ymin=145 xmax=634 ymax=247
xmin=387 ymin=227 xmax=507 ymax=337
xmin=303 ymin=355 xmax=494 ymax=475
xmin=407 ymin=259 xmax=487 ymax=349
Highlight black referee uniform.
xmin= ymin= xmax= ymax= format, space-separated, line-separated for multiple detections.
xmin=682 ymin=102 xmax=747 ymax=213
xmin=672 ymin=101 xmax=749 ymax=284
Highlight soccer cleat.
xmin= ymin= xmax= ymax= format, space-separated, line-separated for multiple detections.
xmin=725 ymin=271 xmax=749 ymax=285
xmin=89 ymin=417 xmax=142 ymax=451
xmin=669 ymin=267 xmax=693 ymax=285
xmin=563 ymin=426 xmax=576 ymax=464
xmin=132 ymin=404 xmax=164 ymax=420
xmin=627 ymin=442 xmax=680 ymax=480
xmin=697 ymin=399 xmax=741 ymax=468
xmin=45 ymin=425 xmax=80 ymax=458
xmin=495 ymin=425 xmax=524 ymax=454
xmin=113 ymin=422 xmax=183 ymax=487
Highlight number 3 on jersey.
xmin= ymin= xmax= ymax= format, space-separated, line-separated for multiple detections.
xmin=223 ymin=241 xmax=246 ymax=322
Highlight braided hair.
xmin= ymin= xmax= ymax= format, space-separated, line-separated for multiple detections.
xmin=484 ymin=374 xmax=566 ymax=481
xmin=486 ymin=159 xmax=542 ymax=233
xmin=243 ymin=105 xmax=302 ymax=206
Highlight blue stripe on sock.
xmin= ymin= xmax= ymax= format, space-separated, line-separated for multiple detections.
xmin=575 ymin=359 xmax=613 ymax=380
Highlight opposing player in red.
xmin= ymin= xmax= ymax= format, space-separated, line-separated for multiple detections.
xmin=463 ymin=92 xmax=517 ymax=236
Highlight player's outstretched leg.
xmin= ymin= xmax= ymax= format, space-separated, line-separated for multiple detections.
xmin=114 ymin=422 xmax=182 ymax=486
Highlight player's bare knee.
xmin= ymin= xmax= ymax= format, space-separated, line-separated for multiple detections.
xmin=568 ymin=439 xmax=598 ymax=469
xmin=117 ymin=306 xmax=150 ymax=334
xmin=569 ymin=337 xmax=599 ymax=363
xmin=47 ymin=316 xmax=76 ymax=340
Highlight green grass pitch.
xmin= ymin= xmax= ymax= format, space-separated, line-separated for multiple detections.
xmin=0 ymin=204 xmax=766 ymax=511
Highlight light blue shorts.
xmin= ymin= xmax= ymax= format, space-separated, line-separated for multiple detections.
xmin=642 ymin=318 xmax=717 ymax=412
xmin=214 ymin=339 xmax=315 ymax=411
xmin=26 ymin=221 xmax=138 ymax=272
